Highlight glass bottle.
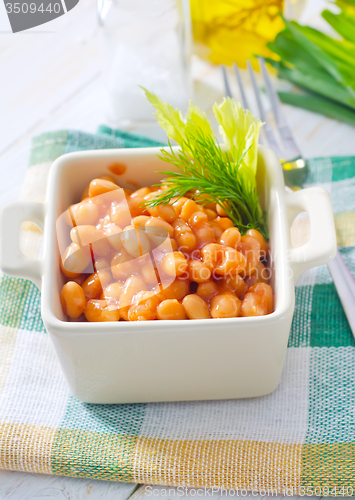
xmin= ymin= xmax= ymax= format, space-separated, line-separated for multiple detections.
xmin=190 ymin=0 xmax=306 ymax=69
xmin=98 ymin=0 xmax=192 ymax=132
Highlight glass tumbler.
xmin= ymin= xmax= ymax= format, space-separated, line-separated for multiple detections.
xmin=98 ymin=0 xmax=192 ymax=130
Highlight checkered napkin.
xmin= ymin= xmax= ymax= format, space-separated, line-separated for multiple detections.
xmin=0 ymin=127 xmax=355 ymax=495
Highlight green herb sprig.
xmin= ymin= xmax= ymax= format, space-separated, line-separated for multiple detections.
xmin=141 ymin=88 xmax=268 ymax=240
xmin=147 ymin=131 xmax=268 ymax=239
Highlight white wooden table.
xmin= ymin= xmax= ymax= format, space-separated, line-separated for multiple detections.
xmin=0 ymin=0 xmax=355 ymax=497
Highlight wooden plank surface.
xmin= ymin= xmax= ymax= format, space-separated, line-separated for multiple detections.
xmin=0 ymin=469 xmax=138 ymax=499
xmin=1 ymin=0 xmax=355 ymax=498
xmin=125 ymin=484 xmax=320 ymax=500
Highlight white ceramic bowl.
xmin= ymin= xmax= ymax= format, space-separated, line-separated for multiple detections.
xmin=0 ymin=146 xmax=336 ymax=404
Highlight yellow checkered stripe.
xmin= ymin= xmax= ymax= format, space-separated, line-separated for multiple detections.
xmin=1 ymin=426 xmax=355 ymax=495
xmin=334 ymin=212 xmax=355 ymax=247
xmin=0 ymin=422 xmax=55 ymax=474
xmin=133 ymin=438 xmax=302 ymax=491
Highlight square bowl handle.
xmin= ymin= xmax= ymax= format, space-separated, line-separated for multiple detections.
xmin=286 ymin=187 xmax=337 ymax=282
xmin=0 ymin=201 xmax=45 ymax=290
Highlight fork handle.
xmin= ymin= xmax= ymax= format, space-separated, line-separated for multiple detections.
xmin=282 ymin=158 xmax=308 ymax=188
xmin=328 ymin=251 xmax=355 ymax=338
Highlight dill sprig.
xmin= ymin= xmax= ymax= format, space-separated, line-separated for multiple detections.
xmin=141 ymin=88 xmax=267 ymax=239
xmin=146 ymin=130 xmax=268 ymax=240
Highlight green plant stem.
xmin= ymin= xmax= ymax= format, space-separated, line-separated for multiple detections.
xmin=278 ymin=91 xmax=355 ymax=127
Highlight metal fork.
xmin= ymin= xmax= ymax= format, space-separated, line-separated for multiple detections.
xmin=222 ymin=60 xmax=308 ymax=187
xmin=222 ymin=59 xmax=355 ymax=337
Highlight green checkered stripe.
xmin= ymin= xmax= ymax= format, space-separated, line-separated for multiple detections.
xmin=0 ymin=128 xmax=355 ymax=493
xmin=289 ymin=156 xmax=355 ymax=349
xmin=291 ymin=156 xmax=355 ymax=492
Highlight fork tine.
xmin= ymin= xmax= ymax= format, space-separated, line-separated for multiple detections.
xmin=233 ymin=62 xmax=265 ymax=146
xmin=247 ymin=59 xmax=284 ymax=158
xmin=246 ymin=61 xmax=267 ymax=123
xmin=233 ymin=63 xmax=250 ymax=110
xmin=221 ymin=65 xmax=233 ymax=98
xmin=258 ymin=57 xmax=284 ymax=128
xmin=258 ymin=57 xmax=301 ymax=160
